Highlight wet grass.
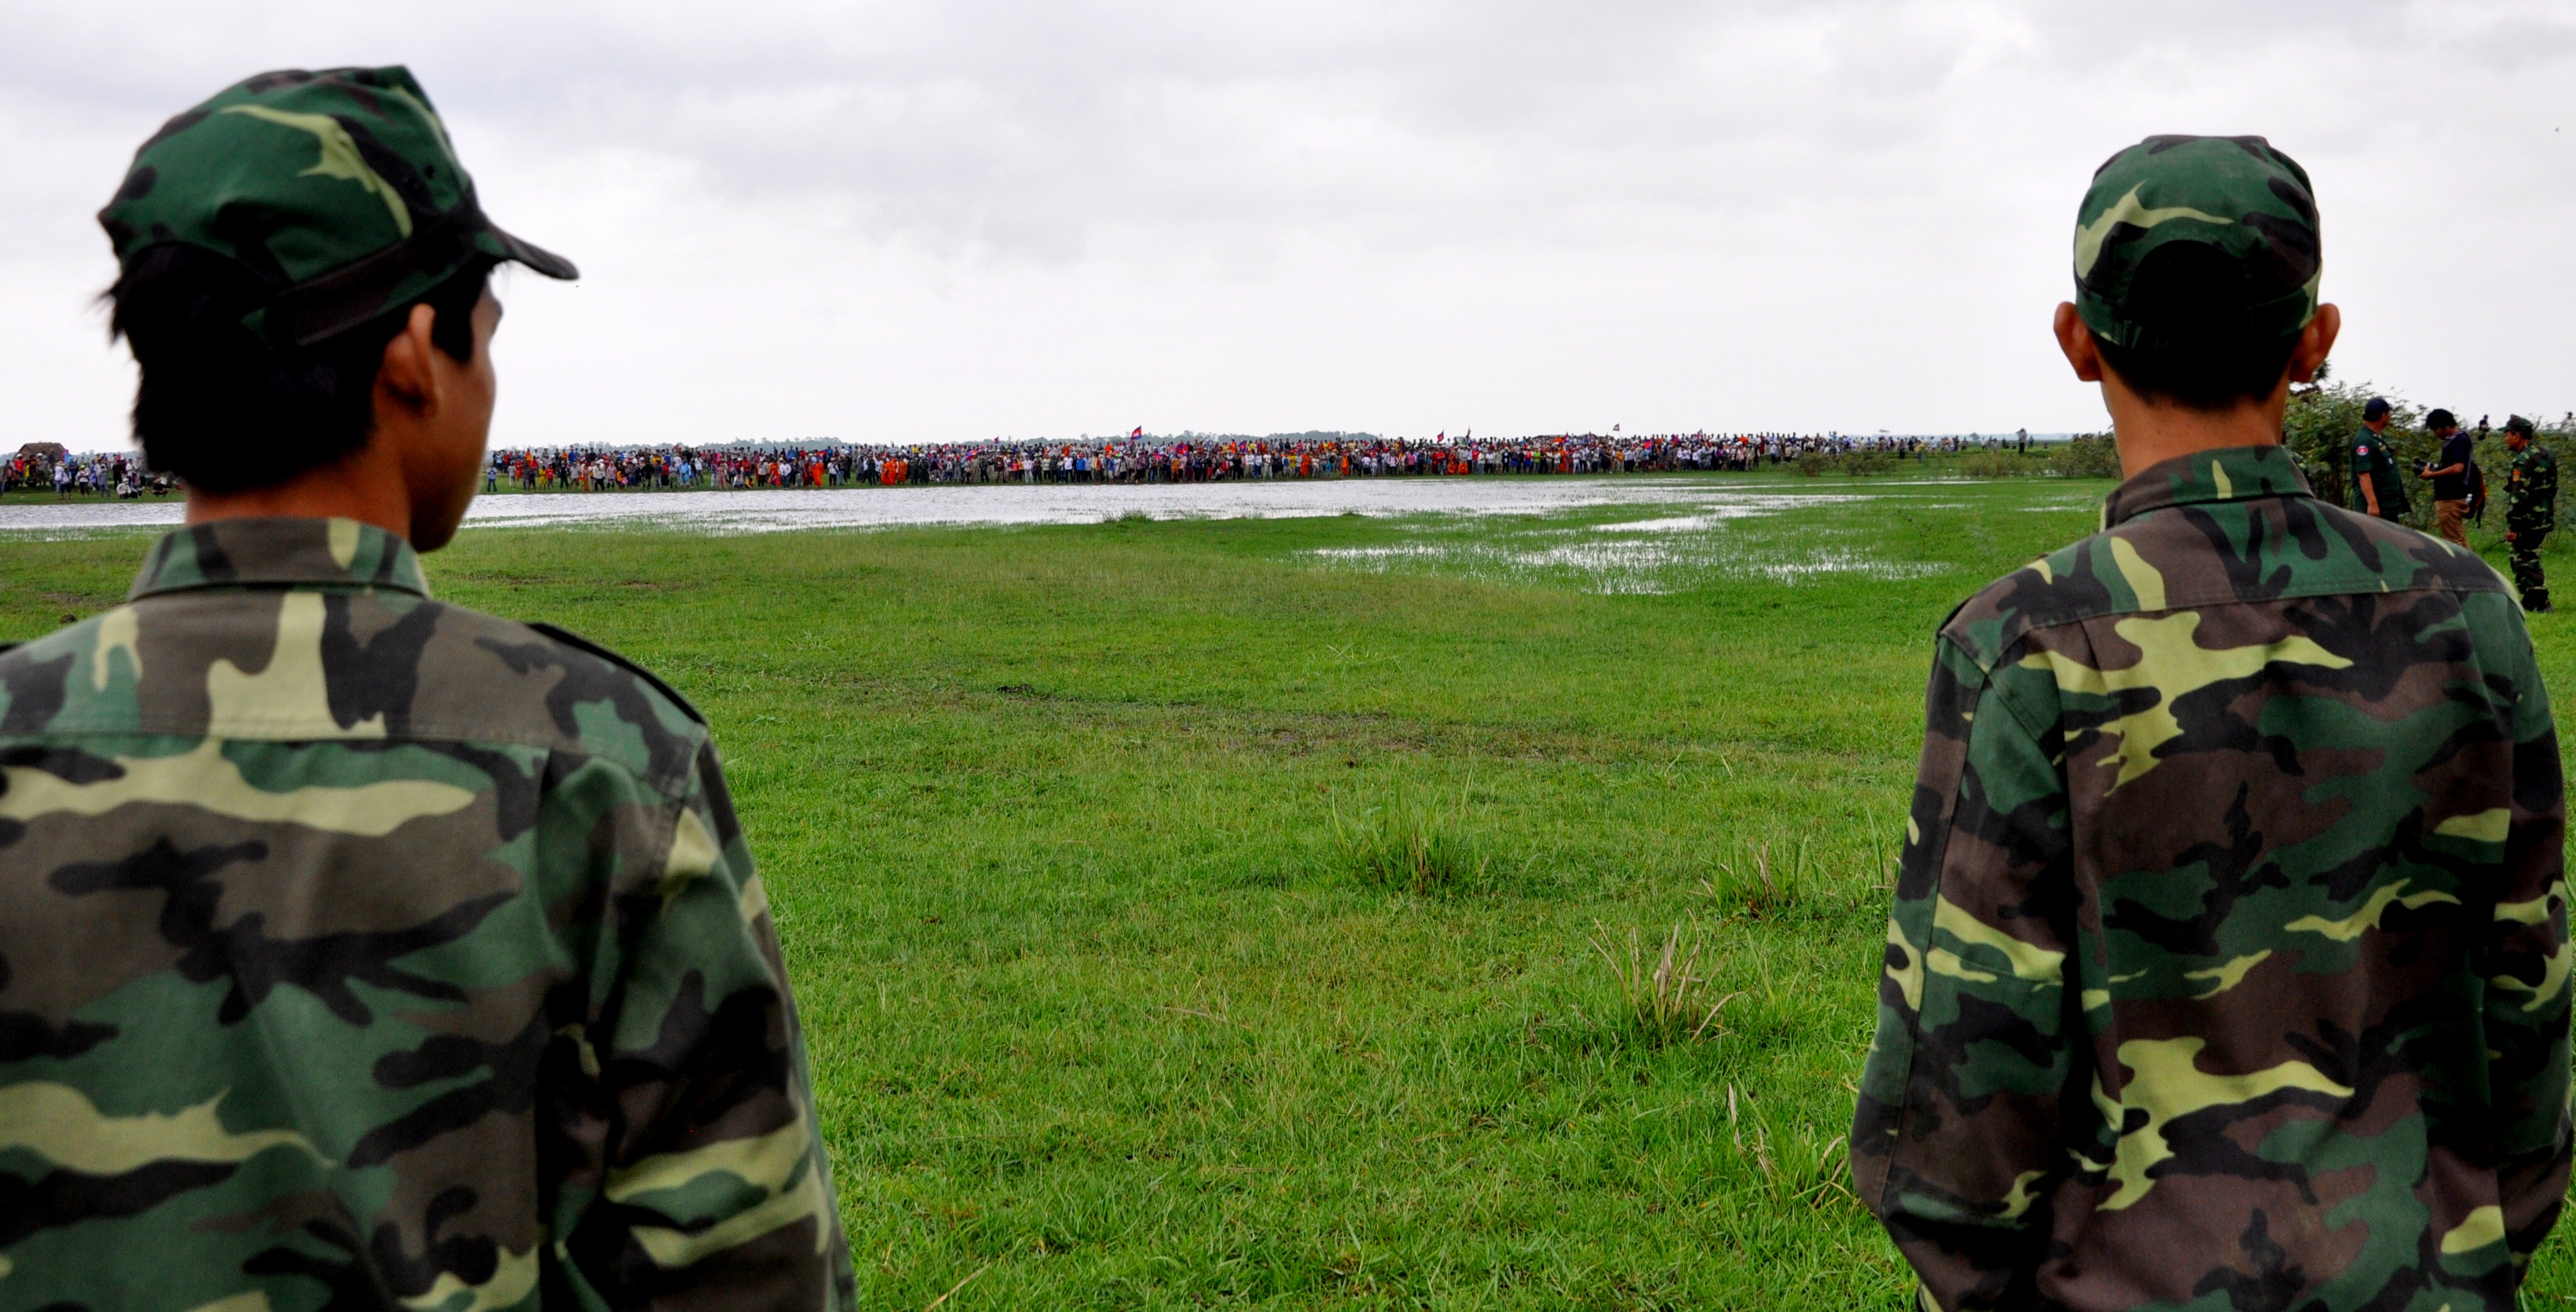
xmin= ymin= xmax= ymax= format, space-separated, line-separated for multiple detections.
xmin=1332 ymin=787 xmax=1507 ymax=896
xmin=7 ymin=473 xmax=2576 ymax=1306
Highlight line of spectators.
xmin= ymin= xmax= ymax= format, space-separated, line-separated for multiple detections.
xmin=3 ymin=448 xmax=176 ymax=498
xmin=479 ymin=431 xmax=2029 ymax=491
xmin=5 ymin=430 xmax=2055 ymax=497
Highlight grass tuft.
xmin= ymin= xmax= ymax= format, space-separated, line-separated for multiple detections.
xmin=1335 ymin=788 xmax=1494 ymax=895
xmin=1587 ymin=921 xmax=1739 ymax=1046
xmin=1727 ymin=1082 xmax=1861 ymax=1211
xmin=1698 ymin=838 xmax=1829 ymax=921
xmin=1694 ymin=834 xmax=1899 ymax=922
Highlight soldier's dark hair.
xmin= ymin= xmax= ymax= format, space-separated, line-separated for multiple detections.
xmin=106 ymin=247 xmax=494 ymax=495
xmin=2092 ymin=242 xmax=2304 ymax=411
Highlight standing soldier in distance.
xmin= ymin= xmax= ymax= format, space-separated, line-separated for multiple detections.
xmin=2351 ymin=395 xmax=2409 ymax=518
xmin=2505 ymin=414 xmax=2557 ymax=613
xmin=0 ymin=69 xmax=854 ymax=1307
xmin=1852 ymin=134 xmax=2567 ymax=1309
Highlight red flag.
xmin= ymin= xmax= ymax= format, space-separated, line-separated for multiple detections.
xmin=1130 ymin=427 xmax=1144 ymax=438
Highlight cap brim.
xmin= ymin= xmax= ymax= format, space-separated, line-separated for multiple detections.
xmin=488 ymin=224 xmax=578 ymax=281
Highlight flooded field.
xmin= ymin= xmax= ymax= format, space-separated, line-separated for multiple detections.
xmin=0 ymin=476 xmax=2099 ymax=596
xmin=3 ymin=475 xmax=1895 ymax=535
xmin=1297 ymin=488 xmax=1971 ymax=593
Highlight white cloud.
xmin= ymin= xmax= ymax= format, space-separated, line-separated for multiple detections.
xmin=4 ymin=0 xmax=2573 ymax=452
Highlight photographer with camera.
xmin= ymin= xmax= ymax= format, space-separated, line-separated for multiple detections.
xmin=2423 ymin=407 xmax=2477 ymax=547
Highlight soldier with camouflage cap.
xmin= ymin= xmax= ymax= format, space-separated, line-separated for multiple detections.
xmin=0 ymin=68 xmax=855 ymax=1308
xmin=2504 ymin=415 xmax=2556 ymax=613
xmin=1853 ymin=134 xmax=2567 ymax=1310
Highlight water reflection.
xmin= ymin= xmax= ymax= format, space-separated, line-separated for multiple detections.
xmin=1 ymin=476 xmax=1870 ymax=534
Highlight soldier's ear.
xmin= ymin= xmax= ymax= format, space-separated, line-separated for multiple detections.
xmin=2285 ymin=305 xmax=2341 ymax=386
xmin=372 ymin=303 xmax=445 ymax=419
xmin=2054 ymin=303 xmax=2104 ymax=383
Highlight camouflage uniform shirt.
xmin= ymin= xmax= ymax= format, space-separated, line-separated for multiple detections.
xmin=2508 ymin=444 xmax=2558 ymax=535
xmin=0 ymin=518 xmax=855 ymax=1311
xmin=1853 ymin=446 xmax=2569 ymax=1310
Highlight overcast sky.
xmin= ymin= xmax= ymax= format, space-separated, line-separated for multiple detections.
xmin=5 ymin=1 xmax=2571 ymax=452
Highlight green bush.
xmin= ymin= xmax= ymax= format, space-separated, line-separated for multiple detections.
xmin=1954 ymin=449 xmax=2041 ymax=478
xmin=1790 ymin=449 xmax=1904 ymax=478
xmin=2047 ymin=434 xmax=2122 ymax=478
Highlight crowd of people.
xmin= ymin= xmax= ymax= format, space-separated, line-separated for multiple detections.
xmin=1 ymin=447 xmax=174 ymax=497
xmin=476 ymin=430 xmax=2031 ymax=491
xmin=43 ymin=427 xmax=2576 ymax=500
xmin=3 ymin=430 xmax=2045 ymax=498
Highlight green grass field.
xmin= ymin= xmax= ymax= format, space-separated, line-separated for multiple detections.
xmin=7 ymin=474 xmax=2575 ymax=1308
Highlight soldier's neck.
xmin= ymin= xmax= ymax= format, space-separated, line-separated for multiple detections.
xmin=186 ymin=439 xmax=417 ymax=543
xmin=2102 ymin=371 xmax=2293 ymax=480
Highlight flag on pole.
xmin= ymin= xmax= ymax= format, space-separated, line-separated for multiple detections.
xmin=1130 ymin=427 xmax=1144 ymax=438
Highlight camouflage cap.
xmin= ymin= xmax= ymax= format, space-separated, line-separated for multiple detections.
xmin=2506 ymin=414 xmax=2538 ymax=437
xmin=2072 ymin=135 xmax=2321 ymax=353
xmin=99 ymin=67 xmax=575 ymax=349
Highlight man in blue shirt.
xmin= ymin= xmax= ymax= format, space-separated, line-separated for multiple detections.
xmin=2423 ymin=406 xmax=2476 ymax=547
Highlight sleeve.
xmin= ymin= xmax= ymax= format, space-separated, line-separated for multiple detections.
xmin=545 ymin=737 xmax=857 ymax=1310
xmin=2479 ymin=627 xmax=2570 ymax=1265
xmin=1852 ymin=636 xmax=2078 ymax=1310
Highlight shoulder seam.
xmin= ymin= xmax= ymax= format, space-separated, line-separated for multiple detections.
xmin=11 ymin=724 xmax=607 ymax=753
xmin=1941 ymin=630 xmax=2056 ymax=746
xmin=1945 ymin=580 xmax=2509 ymax=661
xmin=527 ymin=622 xmax=708 ymax=727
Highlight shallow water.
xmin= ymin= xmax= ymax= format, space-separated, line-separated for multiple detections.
xmin=0 ymin=476 xmax=1996 ymax=597
xmin=1285 ymin=486 xmax=1969 ymax=594
xmin=0 ymin=476 xmax=1867 ymax=534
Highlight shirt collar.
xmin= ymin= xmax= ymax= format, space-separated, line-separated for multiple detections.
xmin=2099 ymin=444 xmax=2314 ymax=530
xmin=130 ymin=517 xmax=431 ymax=601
